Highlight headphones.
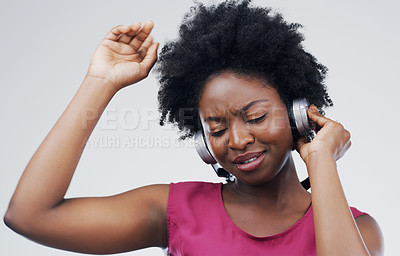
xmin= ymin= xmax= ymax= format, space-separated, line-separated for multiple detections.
xmin=194 ymin=98 xmax=315 ymax=189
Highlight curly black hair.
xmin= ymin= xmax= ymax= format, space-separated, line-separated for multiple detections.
xmin=156 ymin=0 xmax=332 ymax=139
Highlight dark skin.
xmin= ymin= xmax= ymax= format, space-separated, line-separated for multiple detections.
xmin=199 ymin=72 xmax=311 ymax=237
xmin=199 ymin=71 xmax=383 ymax=254
xmin=4 ymin=21 xmax=170 ymax=254
xmin=5 ymin=22 xmax=383 ymax=255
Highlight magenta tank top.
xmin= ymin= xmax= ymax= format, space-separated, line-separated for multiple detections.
xmin=167 ymin=182 xmax=367 ymax=256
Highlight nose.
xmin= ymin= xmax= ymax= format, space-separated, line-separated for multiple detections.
xmin=227 ymin=123 xmax=254 ymax=150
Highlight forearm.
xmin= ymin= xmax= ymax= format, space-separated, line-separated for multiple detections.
xmin=6 ymin=76 xmax=117 ymax=216
xmin=307 ymin=152 xmax=369 ymax=255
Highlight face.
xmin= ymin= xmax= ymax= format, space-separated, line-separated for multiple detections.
xmin=198 ymin=71 xmax=293 ymax=186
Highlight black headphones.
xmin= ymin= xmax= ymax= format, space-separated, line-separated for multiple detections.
xmin=194 ymin=98 xmax=314 ymax=189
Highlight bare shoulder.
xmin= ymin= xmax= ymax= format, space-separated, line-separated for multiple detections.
xmin=118 ymin=183 xmax=170 ymax=226
xmin=126 ymin=183 xmax=170 ymax=212
xmin=127 ymin=183 xmax=170 ymax=199
xmin=355 ymin=214 xmax=384 ymax=256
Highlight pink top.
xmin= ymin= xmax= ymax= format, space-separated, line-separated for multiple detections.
xmin=167 ymin=182 xmax=367 ymax=256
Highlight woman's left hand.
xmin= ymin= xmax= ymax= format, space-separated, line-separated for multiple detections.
xmin=296 ymin=105 xmax=352 ymax=164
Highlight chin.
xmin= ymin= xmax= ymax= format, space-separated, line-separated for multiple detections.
xmin=233 ymin=169 xmax=281 ymax=187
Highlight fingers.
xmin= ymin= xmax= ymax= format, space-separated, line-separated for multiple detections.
xmin=307 ymin=105 xmax=330 ymax=129
xmin=104 ymin=21 xmax=154 ymax=51
xmin=104 ymin=23 xmax=139 ymax=41
xmin=116 ymin=23 xmax=142 ymax=44
xmin=129 ymin=21 xmax=154 ymax=51
xmin=308 ymin=105 xmax=347 ymax=132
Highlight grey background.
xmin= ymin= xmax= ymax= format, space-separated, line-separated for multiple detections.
xmin=1 ymin=0 xmax=398 ymax=255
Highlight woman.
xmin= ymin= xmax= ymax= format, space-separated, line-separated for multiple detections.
xmin=4 ymin=1 xmax=383 ymax=255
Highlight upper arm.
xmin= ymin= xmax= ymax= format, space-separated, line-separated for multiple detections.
xmin=355 ymin=214 xmax=384 ymax=256
xmin=6 ymin=184 xmax=170 ymax=254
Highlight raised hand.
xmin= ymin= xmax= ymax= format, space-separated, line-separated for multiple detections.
xmin=4 ymin=21 xmax=169 ymax=254
xmin=87 ymin=21 xmax=159 ymax=91
xmin=296 ymin=105 xmax=352 ymax=164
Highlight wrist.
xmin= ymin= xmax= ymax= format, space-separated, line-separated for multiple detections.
xmin=304 ymin=149 xmax=336 ymax=170
xmin=83 ymin=74 xmax=119 ymax=96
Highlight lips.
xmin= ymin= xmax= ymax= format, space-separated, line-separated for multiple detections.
xmin=233 ymin=151 xmax=264 ymax=164
xmin=233 ymin=151 xmax=266 ymax=172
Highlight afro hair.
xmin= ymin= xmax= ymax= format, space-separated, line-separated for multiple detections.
xmin=156 ymin=0 xmax=332 ymax=139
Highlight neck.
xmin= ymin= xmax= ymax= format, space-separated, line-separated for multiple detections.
xmin=229 ymin=154 xmax=310 ymax=210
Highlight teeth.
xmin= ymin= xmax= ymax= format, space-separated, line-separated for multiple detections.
xmin=242 ymin=156 xmax=258 ymax=164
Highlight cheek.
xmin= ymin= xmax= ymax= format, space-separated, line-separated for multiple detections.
xmin=270 ymin=108 xmax=290 ymax=132
xmin=208 ymin=136 xmax=227 ymax=159
xmin=254 ymin=113 xmax=293 ymax=145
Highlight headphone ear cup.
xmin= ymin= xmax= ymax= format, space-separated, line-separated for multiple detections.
xmin=194 ymin=130 xmax=217 ymax=164
xmin=288 ymin=99 xmax=313 ymax=138
xmin=194 ymin=130 xmax=232 ymax=179
xmin=288 ymin=98 xmax=314 ymax=149
xmin=292 ymin=98 xmax=312 ymax=137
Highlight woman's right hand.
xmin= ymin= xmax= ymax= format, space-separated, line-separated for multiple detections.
xmin=87 ymin=21 xmax=159 ymax=91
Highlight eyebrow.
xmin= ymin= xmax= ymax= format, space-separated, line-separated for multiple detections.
xmin=203 ymin=99 xmax=268 ymax=122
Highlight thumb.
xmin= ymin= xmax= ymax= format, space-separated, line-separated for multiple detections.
xmin=295 ymin=136 xmax=308 ymax=154
xmin=141 ymin=42 xmax=159 ymax=72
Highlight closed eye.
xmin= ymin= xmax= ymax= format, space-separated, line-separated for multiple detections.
xmin=210 ymin=129 xmax=227 ymax=137
xmin=246 ymin=114 xmax=267 ymax=124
